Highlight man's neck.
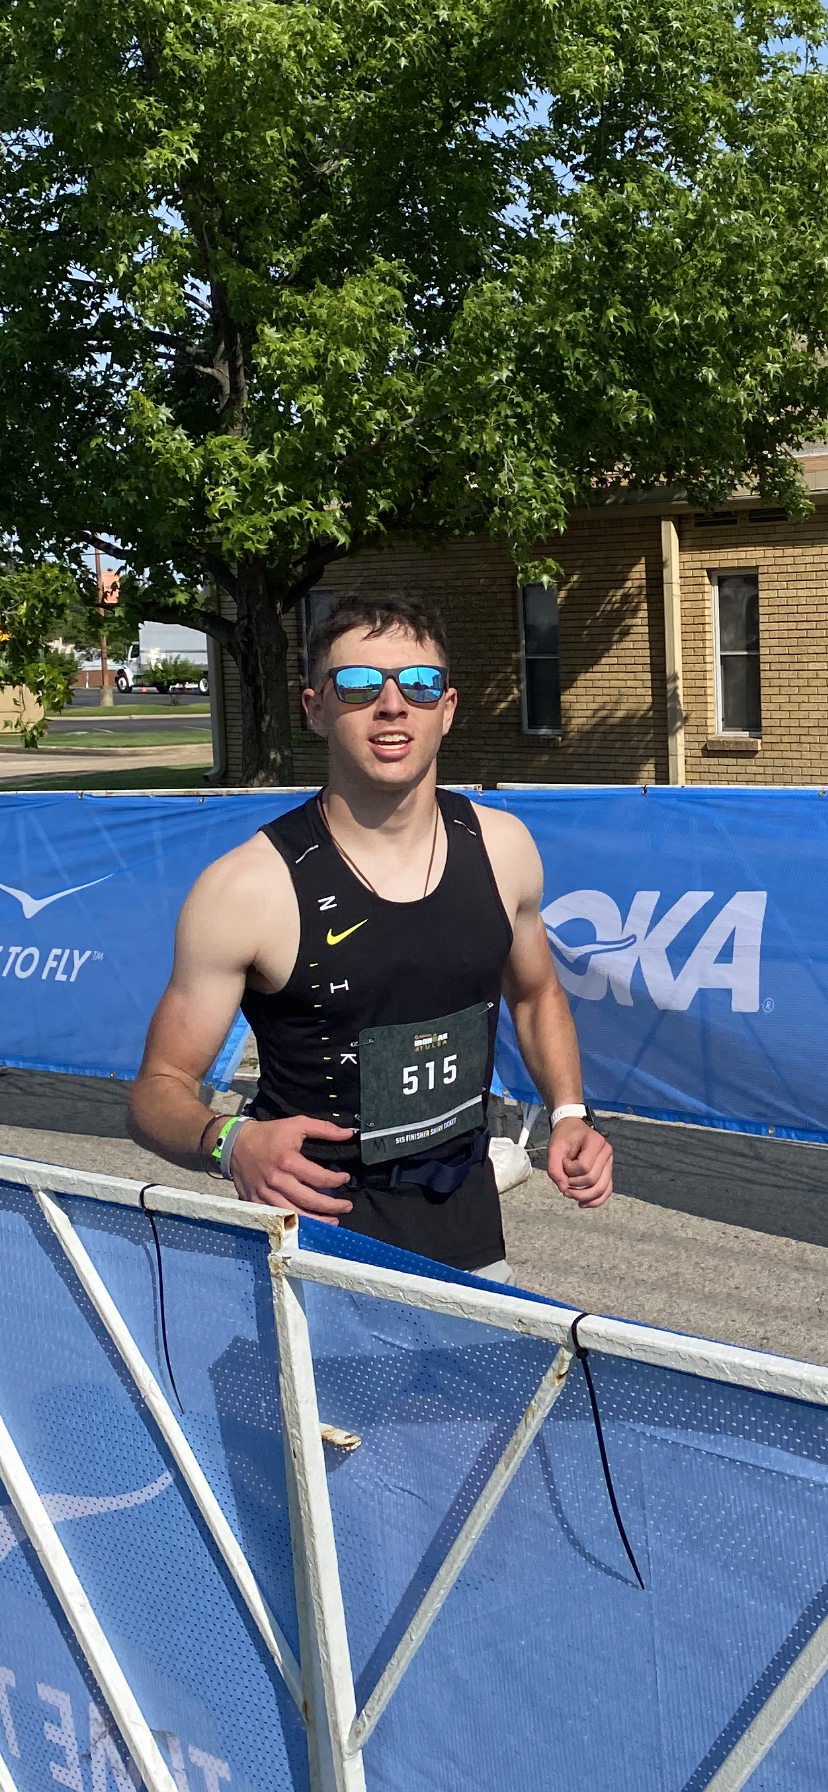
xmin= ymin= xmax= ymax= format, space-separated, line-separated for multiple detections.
xmin=323 ymin=764 xmax=438 ymax=844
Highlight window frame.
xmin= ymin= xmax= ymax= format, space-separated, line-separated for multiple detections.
xmin=517 ymin=582 xmax=562 ymax=736
xmin=301 ymin=588 xmax=337 ymax=687
xmin=710 ymin=568 xmax=762 ymax=737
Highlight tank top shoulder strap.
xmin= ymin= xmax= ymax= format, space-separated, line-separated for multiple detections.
xmin=260 ymin=794 xmax=327 ymax=871
xmin=437 ymin=788 xmax=511 ymax=936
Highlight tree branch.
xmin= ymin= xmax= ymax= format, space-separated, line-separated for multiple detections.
xmin=139 ymin=601 xmax=237 ymax=649
xmin=281 ymin=538 xmax=362 ymax=611
xmin=82 ymin=532 xmax=131 ymax=559
xmin=171 ymin=545 xmax=239 ymax=602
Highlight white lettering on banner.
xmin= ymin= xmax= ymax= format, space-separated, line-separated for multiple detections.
xmin=163 ymin=1733 xmax=192 ymax=1792
xmin=7 ymin=1671 xmax=234 ymax=1792
xmin=188 ymin=1746 xmax=231 ymax=1792
xmin=543 ymin=890 xmax=768 ymax=1012
xmin=0 ymin=1666 xmax=19 ymax=1757
xmin=71 ymin=950 xmax=91 ymax=983
xmin=89 ymin=1702 xmax=135 ymax=1792
xmin=0 ymin=946 xmax=99 ymax=986
xmin=38 ymin=1684 xmax=84 ymax=1792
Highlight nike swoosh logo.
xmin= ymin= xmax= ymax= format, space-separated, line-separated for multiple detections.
xmin=326 ymin=921 xmax=368 ymax=947
xmin=0 ymin=1470 xmax=173 ymax=1563
xmin=0 ymin=874 xmax=113 ymax=920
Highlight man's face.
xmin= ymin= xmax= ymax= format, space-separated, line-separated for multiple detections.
xmin=302 ymin=624 xmax=457 ymax=789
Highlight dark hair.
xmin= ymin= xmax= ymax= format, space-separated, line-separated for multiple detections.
xmin=307 ymin=590 xmax=449 ymax=686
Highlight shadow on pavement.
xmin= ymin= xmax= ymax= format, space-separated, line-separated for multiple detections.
xmin=494 ymin=1101 xmax=828 ymax=1253
xmin=600 ymin=1116 xmax=828 ymax=1253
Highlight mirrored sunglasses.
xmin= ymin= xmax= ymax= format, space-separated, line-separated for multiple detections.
xmin=322 ymin=664 xmax=448 ymax=707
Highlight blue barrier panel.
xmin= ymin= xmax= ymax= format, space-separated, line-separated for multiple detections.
xmin=0 ymin=1168 xmax=826 ymax=1792
xmin=0 ymin=791 xmax=307 ymax=1084
xmin=482 ymin=786 xmax=828 ymax=1142
xmin=2 ymin=785 xmax=827 ymax=1134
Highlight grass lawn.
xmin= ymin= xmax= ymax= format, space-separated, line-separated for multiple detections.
xmin=7 ymin=729 xmax=212 ymax=750
xmin=0 ymin=764 xmax=213 ymax=792
xmin=56 ymin=700 xmax=211 ymax=718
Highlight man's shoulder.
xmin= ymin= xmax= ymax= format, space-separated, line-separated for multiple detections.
xmin=470 ymin=801 xmax=543 ymax=905
xmin=185 ymin=828 xmax=295 ymax=916
xmin=471 ymin=800 xmax=539 ymax=858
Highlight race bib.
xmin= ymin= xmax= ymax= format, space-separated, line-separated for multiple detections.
xmin=358 ymin=1003 xmax=490 ymax=1165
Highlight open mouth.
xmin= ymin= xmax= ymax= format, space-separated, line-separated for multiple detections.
xmin=368 ymin=732 xmax=413 ymax=756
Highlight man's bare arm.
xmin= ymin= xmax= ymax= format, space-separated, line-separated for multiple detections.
xmin=128 ymin=842 xmax=354 ymax=1216
xmin=480 ymin=807 xmax=613 ymax=1208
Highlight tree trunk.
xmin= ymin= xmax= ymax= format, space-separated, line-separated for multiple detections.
xmin=233 ymin=556 xmax=295 ymax=785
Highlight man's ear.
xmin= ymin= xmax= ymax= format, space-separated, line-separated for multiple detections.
xmin=302 ymin=686 xmax=328 ymax=738
xmin=440 ymin=685 xmax=458 ymax=738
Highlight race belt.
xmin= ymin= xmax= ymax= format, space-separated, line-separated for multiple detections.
xmin=358 ymin=1002 xmax=490 ymax=1166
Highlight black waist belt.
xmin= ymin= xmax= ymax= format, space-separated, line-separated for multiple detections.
xmin=346 ymin=1127 xmax=489 ymax=1196
xmin=249 ymin=1097 xmax=489 ymax=1195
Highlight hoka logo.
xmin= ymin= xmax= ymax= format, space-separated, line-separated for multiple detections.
xmin=543 ymin=890 xmax=768 ymax=1012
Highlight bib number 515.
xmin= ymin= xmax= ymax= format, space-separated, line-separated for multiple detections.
xmin=403 ymin=1055 xmax=457 ymax=1095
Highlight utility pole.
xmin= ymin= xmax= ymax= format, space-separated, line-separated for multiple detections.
xmin=95 ymin=546 xmax=114 ymax=708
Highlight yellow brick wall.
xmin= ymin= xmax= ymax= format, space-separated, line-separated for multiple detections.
xmin=678 ymin=500 xmax=828 ymax=785
xmin=218 ymin=502 xmax=828 ymax=788
xmin=283 ymin=523 xmax=668 ymax=788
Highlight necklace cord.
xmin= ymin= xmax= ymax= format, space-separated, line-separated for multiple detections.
xmin=318 ymin=796 xmax=440 ymax=900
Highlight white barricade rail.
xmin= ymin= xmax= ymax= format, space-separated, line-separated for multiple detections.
xmin=0 ymin=1154 xmax=826 ymax=1792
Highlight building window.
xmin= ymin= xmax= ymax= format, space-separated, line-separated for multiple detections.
xmin=519 ymin=583 xmax=561 ymax=732
xmin=713 ymin=571 xmax=761 ymax=734
xmin=301 ymin=588 xmax=337 ymax=684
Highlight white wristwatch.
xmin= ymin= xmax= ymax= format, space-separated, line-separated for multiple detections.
xmin=550 ymin=1103 xmax=590 ymax=1128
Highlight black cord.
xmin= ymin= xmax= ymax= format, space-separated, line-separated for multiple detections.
xmin=570 ymin=1312 xmax=645 ymax=1591
xmin=139 ymin=1185 xmax=184 ymax=1414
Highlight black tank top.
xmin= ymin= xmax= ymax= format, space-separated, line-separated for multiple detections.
xmin=243 ymin=787 xmax=512 ymax=1140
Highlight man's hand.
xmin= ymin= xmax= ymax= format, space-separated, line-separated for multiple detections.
xmin=230 ymin=1117 xmax=355 ymax=1222
xmin=547 ymin=1117 xmax=613 ymax=1209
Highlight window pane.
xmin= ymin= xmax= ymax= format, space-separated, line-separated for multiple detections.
xmin=522 ymin=584 xmax=559 ymax=657
xmin=718 ymin=575 xmax=759 ymax=653
xmin=306 ymin=588 xmax=338 ymax=631
xmin=302 ymin=587 xmax=338 ymax=682
xmin=525 ymin=657 xmax=561 ymax=730
xmin=721 ymin=654 xmax=762 ymax=732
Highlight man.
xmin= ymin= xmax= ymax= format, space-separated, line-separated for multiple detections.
xmin=129 ymin=591 xmax=612 ymax=1280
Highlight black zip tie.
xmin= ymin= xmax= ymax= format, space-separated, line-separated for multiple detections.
xmin=139 ymin=1185 xmax=184 ymax=1414
xmin=570 ymin=1312 xmax=645 ymax=1591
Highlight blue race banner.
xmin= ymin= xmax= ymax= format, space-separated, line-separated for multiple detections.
xmin=2 ymin=785 xmax=828 ymax=1136
xmin=482 ymin=786 xmax=828 ymax=1142
xmin=0 ymin=791 xmax=307 ymax=1083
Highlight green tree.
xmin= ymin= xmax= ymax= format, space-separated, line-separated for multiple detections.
xmin=3 ymin=0 xmax=828 ymax=781
xmin=0 ymin=561 xmax=88 ymax=744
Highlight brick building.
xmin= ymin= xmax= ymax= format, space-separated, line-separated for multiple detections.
xmin=208 ymin=445 xmax=828 ymax=787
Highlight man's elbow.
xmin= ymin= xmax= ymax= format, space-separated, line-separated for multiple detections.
xmin=126 ymin=1072 xmax=151 ymax=1148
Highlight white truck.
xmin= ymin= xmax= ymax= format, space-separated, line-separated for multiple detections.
xmin=115 ymin=622 xmax=210 ymax=693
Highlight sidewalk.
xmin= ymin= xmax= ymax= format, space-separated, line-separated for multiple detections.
xmin=0 ymin=743 xmax=210 ymax=782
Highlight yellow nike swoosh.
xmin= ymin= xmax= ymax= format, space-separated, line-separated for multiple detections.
xmin=326 ymin=921 xmax=368 ymax=947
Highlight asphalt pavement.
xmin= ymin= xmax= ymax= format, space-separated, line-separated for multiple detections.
xmin=47 ymin=713 xmax=212 ymax=736
xmin=0 ymin=1066 xmax=824 ymax=1365
xmin=68 ymin=690 xmax=208 ymax=709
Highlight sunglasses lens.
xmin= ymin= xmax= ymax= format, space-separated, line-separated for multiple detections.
xmin=397 ymin=666 xmax=445 ymax=704
xmin=333 ymin=667 xmax=384 ymax=703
